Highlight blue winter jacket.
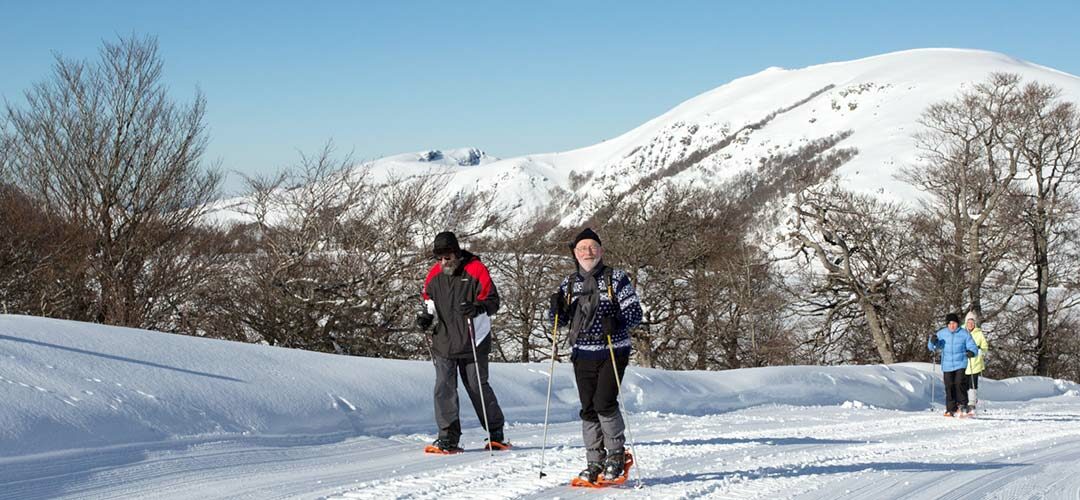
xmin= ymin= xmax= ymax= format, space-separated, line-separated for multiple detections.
xmin=928 ymin=326 xmax=979 ymax=372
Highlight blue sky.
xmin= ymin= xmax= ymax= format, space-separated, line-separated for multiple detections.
xmin=3 ymin=1 xmax=1078 ymax=194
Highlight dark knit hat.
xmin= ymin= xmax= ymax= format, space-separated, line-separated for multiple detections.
xmin=432 ymin=231 xmax=461 ymax=255
xmin=569 ymin=227 xmax=601 ymax=249
xmin=945 ymin=313 xmax=960 ymax=325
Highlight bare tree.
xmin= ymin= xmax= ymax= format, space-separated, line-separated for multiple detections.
xmin=789 ymin=183 xmax=919 ymax=364
xmin=587 ymin=180 xmax=796 ymax=370
xmin=2 ymin=35 xmax=222 ymax=328
xmin=485 ymin=215 xmax=567 ymax=362
xmin=231 ymin=144 xmax=387 ymax=353
xmin=1012 ymin=81 xmax=1080 ymax=375
xmin=900 ymin=73 xmax=1030 ymax=321
xmin=226 ymin=143 xmax=506 ymax=358
xmin=0 ymin=183 xmax=94 ymax=317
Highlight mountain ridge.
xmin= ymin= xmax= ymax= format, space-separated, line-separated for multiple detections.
xmin=206 ymin=48 xmax=1080 ymax=228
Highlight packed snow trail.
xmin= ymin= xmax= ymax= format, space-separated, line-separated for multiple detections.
xmin=321 ymin=399 xmax=1080 ymax=500
xmin=3 ymin=396 xmax=1080 ymax=499
xmin=4 ymin=315 xmax=1080 ymax=499
xmin=7 ymin=400 xmax=1080 ymax=499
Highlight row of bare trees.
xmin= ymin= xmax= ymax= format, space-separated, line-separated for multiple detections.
xmin=789 ymin=73 xmax=1080 ymax=380
xmin=2 ymin=36 xmax=1078 ymax=380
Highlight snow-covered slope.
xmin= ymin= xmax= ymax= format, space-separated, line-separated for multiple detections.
xmin=2 ymin=315 xmax=1080 ymax=499
xmin=206 ymin=49 xmax=1080 ymax=227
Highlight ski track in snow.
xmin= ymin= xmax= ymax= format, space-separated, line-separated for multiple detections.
xmin=3 ymin=401 xmax=1079 ymax=499
xmin=324 ymin=400 xmax=1080 ymax=499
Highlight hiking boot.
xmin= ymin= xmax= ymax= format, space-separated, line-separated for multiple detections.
xmin=578 ymin=461 xmax=604 ymax=483
xmin=485 ymin=430 xmax=510 ymax=450
xmin=432 ymin=438 xmax=461 ymax=452
xmin=602 ymin=450 xmax=626 ymax=481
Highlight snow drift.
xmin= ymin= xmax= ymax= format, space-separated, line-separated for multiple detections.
xmin=1 ymin=314 xmax=1075 ymax=461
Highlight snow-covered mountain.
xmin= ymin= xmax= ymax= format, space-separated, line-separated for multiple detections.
xmin=3 ymin=315 xmax=1080 ymax=499
xmin=208 ymin=49 xmax=1080 ymax=227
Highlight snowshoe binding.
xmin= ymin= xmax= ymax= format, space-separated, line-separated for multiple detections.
xmin=570 ymin=452 xmax=634 ymax=488
xmin=569 ymin=461 xmax=604 ymax=488
xmin=484 ymin=433 xmax=512 ymax=451
xmin=424 ymin=438 xmax=464 ymax=455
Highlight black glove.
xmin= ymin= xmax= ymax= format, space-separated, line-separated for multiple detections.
xmin=550 ymin=292 xmax=568 ymax=317
xmin=602 ymin=315 xmax=620 ymax=335
xmin=460 ymin=301 xmax=485 ymax=318
xmin=966 ymin=350 xmax=975 ymax=358
xmin=415 ymin=312 xmax=434 ymax=331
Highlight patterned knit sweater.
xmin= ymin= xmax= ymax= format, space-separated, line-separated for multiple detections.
xmin=552 ymin=265 xmax=643 ymax=360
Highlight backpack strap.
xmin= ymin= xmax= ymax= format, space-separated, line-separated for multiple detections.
xmin=604 ymin=266 xmax=615 ymax=301
xmin=604 ymin=267 xmax=621 ymax=315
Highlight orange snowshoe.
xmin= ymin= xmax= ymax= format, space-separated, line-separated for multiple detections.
xmin=424 ymin=439 xmax=463 ymax=454
xmin=484 ymin=440 xmax=512 ymax=451
xmin=570 ymin=452 xmax=634 ymax=488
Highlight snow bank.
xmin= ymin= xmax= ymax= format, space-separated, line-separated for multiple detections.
xmin=0 ymin=315 xmax=1075 ymax=460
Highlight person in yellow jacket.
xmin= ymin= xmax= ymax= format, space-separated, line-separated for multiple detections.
xmin=964 ymin=311 xmax=989 ymax=415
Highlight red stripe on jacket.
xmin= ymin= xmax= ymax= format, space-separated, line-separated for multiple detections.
xmin=421 ymin=264 xmax=441 ymax=301
xmin=463 ymin=259 xmax=493 ymax=301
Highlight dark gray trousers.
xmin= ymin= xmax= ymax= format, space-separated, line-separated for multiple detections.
xmin=433 ymin=353 xmax=505 ymax=443
xmin=574 ymin=356 xmax=628 ymax=462
xmin=943 ymin=368 xmax=968 ymax=413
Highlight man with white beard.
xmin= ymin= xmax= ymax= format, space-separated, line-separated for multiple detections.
xmin=549 ymin=228 xmax=643 ymax=485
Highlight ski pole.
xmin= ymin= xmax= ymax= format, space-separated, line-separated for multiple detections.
xmin=607 ymin=333 xmax=644 ymax=488
xmin=968 ymin=371 xmax=977 ymax=413
xmin=467 ymin=316 xmax=494 ymax=458
xmin=421 ymin=295 xmax=435 ymax=367
xmin=538 ymin=311 xmax=561 ymax=479
xmin=931 ymin=349 xmax=939 ymax=412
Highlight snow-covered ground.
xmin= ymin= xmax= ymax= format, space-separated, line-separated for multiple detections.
xmin=2 ymin=314 xmax=1079 ymax=499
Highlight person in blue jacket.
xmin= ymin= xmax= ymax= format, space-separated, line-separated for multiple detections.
xmin=928 ymin=313 xmax=980 ymax=416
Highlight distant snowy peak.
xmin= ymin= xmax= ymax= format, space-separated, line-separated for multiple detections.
xmin=413 ymin=147 xmax=493 ymax=166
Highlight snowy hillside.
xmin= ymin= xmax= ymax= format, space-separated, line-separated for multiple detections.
xmin=207 ymin=49 xmax=1080 ymax=227
xmin=2 ymin=314 xmax=1080 ymax=499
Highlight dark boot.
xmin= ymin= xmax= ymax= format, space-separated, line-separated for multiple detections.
xmin=432 ymin=437 xmax=461 ymax=452
xmin=485 ymin=430 xmax=510 ymax=450
xmin=602 ymin=450 xmax=626 ymax=481
xmin=578 ymin=461 xmax=604 ymax=483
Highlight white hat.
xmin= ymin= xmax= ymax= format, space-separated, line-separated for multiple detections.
xmin=964 ymin=311 xmax=978 ymax=323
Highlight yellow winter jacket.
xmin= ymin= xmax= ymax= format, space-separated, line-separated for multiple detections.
xmin=966 ymin=327 xmax=988 ymax=374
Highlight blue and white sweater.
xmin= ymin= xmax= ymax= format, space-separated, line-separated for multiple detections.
xmin=551 ymin=265 xmax=643 ymax=360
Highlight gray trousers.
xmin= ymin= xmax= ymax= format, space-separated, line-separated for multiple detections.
xmin=433 ymin=353 xmax=505 ymax=442
xmin=582 ymin=413 xmax=626 ymax=462
xmin=574 ymin=356 xmax=628 ymax=462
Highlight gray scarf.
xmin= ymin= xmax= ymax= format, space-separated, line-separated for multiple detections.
xmin=568 ymin=264 xmax=603 ymax=346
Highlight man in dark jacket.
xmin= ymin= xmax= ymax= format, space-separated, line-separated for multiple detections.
xmin=550 ymin=228 xmax=643 ymax=483
xmin=416 ymin=231 xmax=507 ymax=452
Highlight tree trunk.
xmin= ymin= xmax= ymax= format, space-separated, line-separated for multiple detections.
xmin=966 ymin=222 xmax=984 ymax=317
xmin=724 ymin=314 xmax=741 ymax=370
xmin=690 ymin=286 xmax=709 ymax=370
xmin=860 ymin=298 xmax=896 ymax=364
xmin=1034 ymin=215 xmax=1051 ymax=376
